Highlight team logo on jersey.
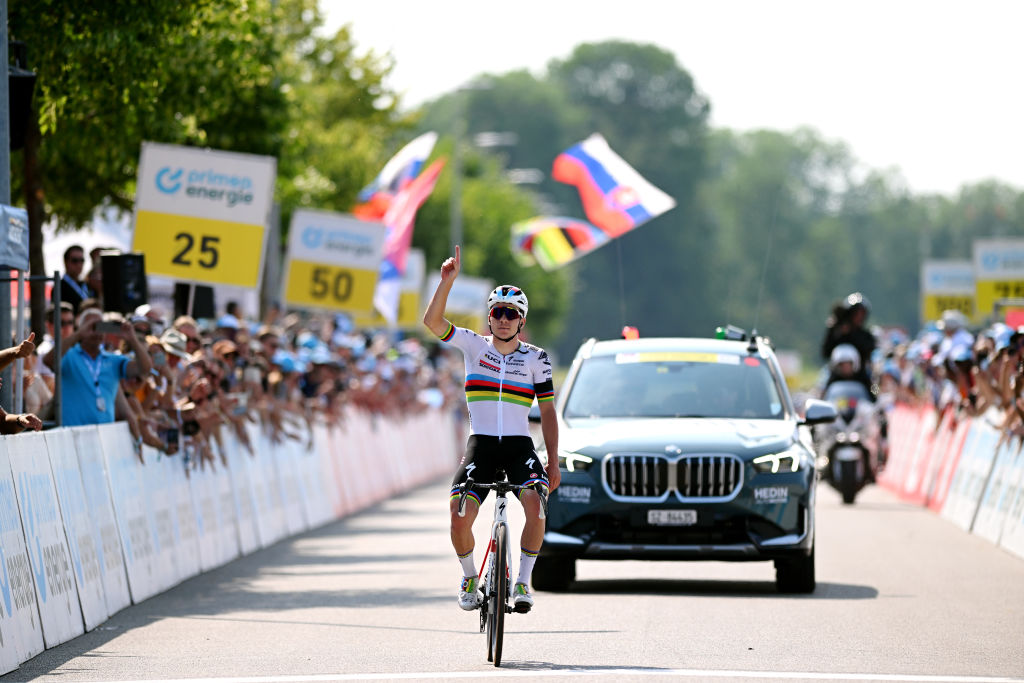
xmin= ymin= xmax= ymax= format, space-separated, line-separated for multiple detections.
xmin=525 ymin=457 xmax=536 ymax=468
xmin=479 ymin=359 xmax=500 ymax=371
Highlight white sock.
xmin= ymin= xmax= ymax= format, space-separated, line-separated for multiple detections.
xmin=457 ymin=549 xmax=476 ymax=578
xmin=517 ymin=547 xmax=540 ymax=586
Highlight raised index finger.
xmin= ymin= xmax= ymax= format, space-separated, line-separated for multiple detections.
xmin=454 ymin=244 xmax=460 ymax=265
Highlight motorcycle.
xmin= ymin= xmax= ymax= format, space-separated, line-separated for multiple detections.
xmin=815 ymin=380 xmax=880 ymax=504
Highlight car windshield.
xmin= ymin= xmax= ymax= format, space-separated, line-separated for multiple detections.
xmin=563 ymin=351 xmax=786 ymax=419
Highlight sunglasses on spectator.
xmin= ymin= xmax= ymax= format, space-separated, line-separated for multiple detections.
xmin=67 ymin=257 xmax=85 ymax=264
xmin=489 ymin=306 xmax=521 ymax=321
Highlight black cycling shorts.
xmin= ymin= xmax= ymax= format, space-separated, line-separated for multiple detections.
xmin=449 ymin=435 xmax=548 ymax=506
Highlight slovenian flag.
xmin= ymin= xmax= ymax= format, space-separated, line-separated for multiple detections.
xmin=354 ymin=132 xmax=438 ymax=221
xmin=552 ymin=133 xmax=676 ymax=238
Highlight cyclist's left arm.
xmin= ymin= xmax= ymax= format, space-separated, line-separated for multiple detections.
xmin=538 ymin=401 xmax=559 ymax=491
xmin=534 ymin=348 xmax=559 ymax=490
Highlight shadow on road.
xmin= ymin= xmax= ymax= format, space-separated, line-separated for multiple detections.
xmin=499 ymin=661 xmax=670 ymax=673
xmin=559 ymin=578 xmax=878 ymax=600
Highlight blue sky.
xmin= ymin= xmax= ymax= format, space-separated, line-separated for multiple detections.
xmin=322 ymin=0 xmax=1024 ymax=197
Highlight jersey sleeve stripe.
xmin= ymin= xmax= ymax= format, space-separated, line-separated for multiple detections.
xmin=439 ymin=322 xmax=455 ymax=342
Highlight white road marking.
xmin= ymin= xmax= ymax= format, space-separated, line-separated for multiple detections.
xmin=65 ymin=669 xmax=1024 ymax=683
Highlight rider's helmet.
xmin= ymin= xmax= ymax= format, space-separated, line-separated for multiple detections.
xmin=487 ymin=285 xmax=529 ymax=318
xmin=830 ymin=343 xmax=861 ymax=373
xmin=844 ymin=292 xmax=871 ymax=319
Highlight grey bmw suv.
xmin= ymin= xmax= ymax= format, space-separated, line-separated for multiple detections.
xmin=535 ymin=332 xmax=836 ymax=593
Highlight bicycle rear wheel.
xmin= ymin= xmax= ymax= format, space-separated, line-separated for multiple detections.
xmin=487 ymin=522 xmax=508 ymax=667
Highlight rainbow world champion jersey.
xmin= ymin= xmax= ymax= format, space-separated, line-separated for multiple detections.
xmin=438 ymin=322 xmax=554 ymax=437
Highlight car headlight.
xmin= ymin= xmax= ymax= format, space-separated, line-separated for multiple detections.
xmin=752 ymin=448 xmax=808 ymax=474
xmin=557 ymin=450 xmax=594 ymax=472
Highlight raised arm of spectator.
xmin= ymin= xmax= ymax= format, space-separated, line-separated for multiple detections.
xmin=121 ymin=321 xmax=153 ymax=379
xmin=0 ymin=333 xmax=36 ymax=373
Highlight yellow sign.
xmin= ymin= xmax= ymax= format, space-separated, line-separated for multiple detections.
xmin=133 ymin=211 xmax=265 ymax=287
xmin=922 ymin=294 xmax=975 ymax=323
xmin=352 ymin=292 xmax=422 ymax=330
xmin=284 ymin=260 xmax=378 ymax=312
xmin=976 ymin=280 xmax=1024 ymax=319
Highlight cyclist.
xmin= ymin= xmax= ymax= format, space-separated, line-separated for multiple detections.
xmin=423 ymin=245 xmax=560 ymax=614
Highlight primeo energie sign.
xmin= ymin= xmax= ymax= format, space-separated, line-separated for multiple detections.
xmin=132 ymin=142 xmax=276 ymax=289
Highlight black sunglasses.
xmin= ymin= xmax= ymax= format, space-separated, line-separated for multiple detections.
xmin=489 ymin=306 xmax=521 ymax=321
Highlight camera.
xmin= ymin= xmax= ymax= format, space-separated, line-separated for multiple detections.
xmin=159 ymin=427 xmax=179 ymax=448
xmin=94 ymin=321 xmax=122 ymax=334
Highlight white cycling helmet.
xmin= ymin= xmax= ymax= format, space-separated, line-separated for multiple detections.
xmin=487 ymin=285 xmax=529 ymax=318
xmin=830 ymin=343 xmax=861 ymax=372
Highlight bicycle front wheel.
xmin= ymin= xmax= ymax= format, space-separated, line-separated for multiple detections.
xmin=488 ymin=522 xmax=508 ymax=667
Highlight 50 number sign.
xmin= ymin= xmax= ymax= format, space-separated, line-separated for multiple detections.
xmin=310 ymin=267 xmax=353 ymax=302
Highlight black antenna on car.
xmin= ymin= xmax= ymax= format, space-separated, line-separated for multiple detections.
xmin=749 ymin=192 xmax=780 ymax=351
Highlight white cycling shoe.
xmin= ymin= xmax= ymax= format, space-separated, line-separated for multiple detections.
xmin=513 ymin=582 xmax=534 ymax=612
xmin=458 ymin=576 xmax=481 ymax=611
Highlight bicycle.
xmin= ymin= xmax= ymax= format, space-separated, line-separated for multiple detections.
xmin=457 ymin=469 xmax=548 ymax=667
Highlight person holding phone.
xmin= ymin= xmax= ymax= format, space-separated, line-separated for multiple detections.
xmin=44 ymin=307 xmax=152 ymax=426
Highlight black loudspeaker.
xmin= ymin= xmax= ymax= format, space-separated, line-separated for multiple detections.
xmin=101 ymin=252 xmax=148 ymax=313
xmin=174 ymin=282 xmax=215 ymax=320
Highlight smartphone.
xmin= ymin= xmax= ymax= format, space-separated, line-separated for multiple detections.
xmin=95 ymin=321 xmax=122 ymax=334
xmin=161 ymin=427 xmax=179 ymax=447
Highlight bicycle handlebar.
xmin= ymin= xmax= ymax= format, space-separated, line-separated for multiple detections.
xmin=457 ymin=476 xmax=549 ymax=520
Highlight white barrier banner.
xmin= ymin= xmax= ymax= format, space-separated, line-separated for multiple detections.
xmin=972 ymin=438 xmax=1021 ymax=544
xmin=139 ymin=447 xmax=186 ymax=592
xmin=245 ymin=423 xmax=287 ymax=546
xmin=98 ymin=423 xmax=160 ymax=603
xmin=0 ymin=438 xmax=44 ymax=672
xmin=43 ymin=430 xmax=108 ymax=631
xmin=70 ymin=427 xmax=130 ymax=617
xmin=298 ymin=429 xmax=333 ymax=529
xmin=314 ymin=423 xmax=344 ymax=520
xmin=189 ymin=456 xmax=222 ymax=572
xmin=221 ymin=437 xmax=261 ymax=554
xmin=273 ymin=437 xmax=309 ymax=536
xmin=942 ymin=419 xmax=1001 ymax=531
xmin=8 ymin=433 xmax=84 ymax=647
xmin=998 ymin=444 xmax=1024 ymax=560
xmin=160 ymin=453 xmax=200 ymax=580
xmin=211 ymin=448 xmax=241 ymax=567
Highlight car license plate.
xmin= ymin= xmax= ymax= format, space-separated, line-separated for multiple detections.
xmin=647 ymin=509 xmax=697 ymax=526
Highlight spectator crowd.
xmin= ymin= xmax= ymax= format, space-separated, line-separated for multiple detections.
xmin=869 ymin=309 xmax=1024 ymax=438
xmin=1 ymin=244 xmax=469 ymax=470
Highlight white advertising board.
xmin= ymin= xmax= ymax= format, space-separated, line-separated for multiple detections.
xmin=97 ymin=424 xmax=161 ymax=603
xmin=221 ymin=437 xmax=262 ymax=555
xmin=8 ymin=434 xmax=84 ymax=647
xmin=70 ymin=427 xmax=130 ymax=617
xmin=44 ymin=430 xmax=108 ymax=631
xmin=0 ymin=439 xmax=44 ymax=672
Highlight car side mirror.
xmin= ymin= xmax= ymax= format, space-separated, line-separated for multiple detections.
xmin=528 ymin=402 xmax=542 ymax=423
xmin=801 ymin=398 xmax=837 ymax=425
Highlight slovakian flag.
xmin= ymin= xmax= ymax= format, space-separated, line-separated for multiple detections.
xmin=372 ymin=158 xmax=446 ymax=324
xmin=552 ymin=133 xmax=676 ymax=238
xmin=510 ymin=216 xmax=610 ymax=271
xmin=354 ymin=132 xmax=438 ymax=221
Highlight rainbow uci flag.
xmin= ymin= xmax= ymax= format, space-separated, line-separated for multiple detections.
xmin=511 ymin=216 xmax=610 ymax=271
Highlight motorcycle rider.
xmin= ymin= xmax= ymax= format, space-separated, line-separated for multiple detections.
xmin=825 ymin=343 xmax=874 ymax=400
xmin=821 ymin=292 xmax=876 ymax=393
